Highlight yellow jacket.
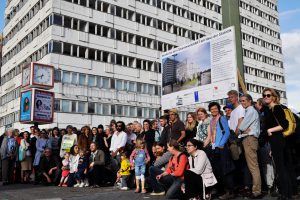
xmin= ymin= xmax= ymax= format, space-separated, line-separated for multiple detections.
xmin=120 ymin=158 xmax=131 ymax=176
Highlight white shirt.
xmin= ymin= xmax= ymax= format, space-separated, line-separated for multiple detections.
xmin=229 ymin=104 xmax=245 ymax=131
xmin=110 ymin=131 xmax=128 ymax=152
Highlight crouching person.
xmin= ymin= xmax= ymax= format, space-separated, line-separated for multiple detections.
xmin=88 ymin=142 xmax=106 ymax=187
xmin=155 ymin=140 xmax=189 ymax=199
xmin=183 ymin=139 xmax=217 ymax=200
xmin=39 ymin=148 xmax=61 ymax=185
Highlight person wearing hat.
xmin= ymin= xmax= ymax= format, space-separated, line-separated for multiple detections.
xmin=60 ymin=125 xmax=78 ymax=158
xmin=168 ymin=108 xmax=186 ymax=145
xmin=223 ymin=104 xmax=233 ymax=122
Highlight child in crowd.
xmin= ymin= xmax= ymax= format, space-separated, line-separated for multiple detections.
xmin=117 ymin=152 xmax=131 ymax=190
xmin=130 ymin=139 xmax=150 ymax=193
xmin=58 ymin=152 xmax=70 ymax=187
xmin=74 ymin=149 xmax=88 ymax=187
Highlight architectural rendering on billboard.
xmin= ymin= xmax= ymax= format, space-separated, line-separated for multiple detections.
xmin=161 ymin=27 xmax=238 ymax=110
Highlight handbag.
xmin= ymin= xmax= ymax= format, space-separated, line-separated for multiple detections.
xmin=18 ymin=141 xmax=26 ymax=161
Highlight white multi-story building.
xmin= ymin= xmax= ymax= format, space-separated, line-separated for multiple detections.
xmin=1 ymin=0 xmax=224 ymax=131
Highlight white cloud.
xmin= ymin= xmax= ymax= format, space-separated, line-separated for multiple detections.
xmin=281 ymin=30 xmax=300 ymax=111
xmin=279 ymin=8 xmax=300 ymax=17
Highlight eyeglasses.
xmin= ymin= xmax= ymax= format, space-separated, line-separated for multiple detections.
xmin=263 ymin=94 xmax=272 ymax=98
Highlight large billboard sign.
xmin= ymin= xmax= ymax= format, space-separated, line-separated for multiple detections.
xmin=161 ymin=27 xmax=238 ymax=110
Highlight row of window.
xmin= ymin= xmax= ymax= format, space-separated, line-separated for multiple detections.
xmin=243 ymin=49 xmax=282 ymax=68
xmin=0 ymin=112 xmax=19 ymax=127
xmin=1 ymin=42 xmax=49 ymax=86
xmin=245 ymin=66 xmax=285 ymax=83
xmin=0 ymin=87 xmax=21 ymax=106
xmin=55 ymin=99 xmax=160 ymax=118
xmin=55 ymin=14 xmax=177 ymax=52
xmin=136 ymin=0 xmax=222 ymax=30
xmin=56 ymin=70 xmax=161 ymax=95
xmin=50 ymin=40 xmax=161 ymax=72
xmin=2 ymin=15 xmax=50 ymax=64
xmin=256 ymin=0 xmax=277 ymax=11
xmin=246 ymin=82 xmax=286 ymax=98
xmin=240 ymin=1 xmax=278 ymax=25
xmin=240 ymin=16 xmax=280 ymax=39
xmin=63 ymin=0 xmax=210 ymax=40
xmin=242 ymin=32 xmax=282 ymax=53
xmin=5 ymin=0 xmax=28 ymax=25
xmin=3 ymin=0 xmax=50 ymax=45
xmin=188 ymin=0 xmax=221 ymax=13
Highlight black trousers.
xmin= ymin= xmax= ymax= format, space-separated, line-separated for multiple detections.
xmin=184 ymin=170 xmax=203 ymax=199
xmin=88 ymin=165 xmax=105 ymax=186
xmin=270 ymin=134 xmax=295 ymax=198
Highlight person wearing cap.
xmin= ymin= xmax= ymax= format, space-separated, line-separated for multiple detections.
xmin=60 ymin=125 xmax=78 ymax=158
xmin=168 ymin=108 xmax=186 ymax=145
xmin=223 ymin=104 xmax=233 ymax=122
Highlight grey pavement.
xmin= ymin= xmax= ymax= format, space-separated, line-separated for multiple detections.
xmin=0 ymin=184 xmax=279 ymax=200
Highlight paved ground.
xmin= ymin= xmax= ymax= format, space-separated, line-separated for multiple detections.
xmin=0 ymin=184 xmax=281 ymax=200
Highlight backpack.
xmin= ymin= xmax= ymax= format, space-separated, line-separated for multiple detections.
xmin=273 ymin=105 xmax=296 ymax=137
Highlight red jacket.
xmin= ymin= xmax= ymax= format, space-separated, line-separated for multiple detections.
xmin=165 ymin=153 xmax=189 ymax=178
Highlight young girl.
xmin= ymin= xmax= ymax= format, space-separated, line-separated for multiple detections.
xmin=130 ymin=139 xmax=150 ymax=193
xmin=74 ymin=149 xmax=88 ymax=187
xmin=58 ymin=152 xmax=70 ymax=187
xmin=117 ymin=152 xmax=131 ymax=190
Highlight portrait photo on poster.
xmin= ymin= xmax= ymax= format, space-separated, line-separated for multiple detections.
xmin=20 ymin=90 xmax=32 ymax=122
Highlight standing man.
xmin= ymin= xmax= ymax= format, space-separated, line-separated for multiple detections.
xmin=0 ymin=129 xmax=17 ymax=185
xmin=168 ymin=108 xmax=185 ymax=145
xmin=239 ymin=94 xmax=262 ymax=199
xmin=159 ymin=115 xmax=170 ymax=148
xmin=151 ymin=119 xmax=161 ymax=142
xmin=110 ymin=121 xmax=127 ymax=172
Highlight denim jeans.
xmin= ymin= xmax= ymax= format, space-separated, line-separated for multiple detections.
xmin=121 ymin=175 xmax=130 ymax=188
xmin=135 ymin=165 xmax=146 ymax=176
xmin=148 ymin=166 xmax=164 ymax=192
xmin=159 ymin=175 xmax=183 ymax=199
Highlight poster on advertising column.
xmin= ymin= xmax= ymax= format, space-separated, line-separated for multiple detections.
xmin=161 ymin=26 xmax=238 ymax=110
xmin=33 ymin=90 xmax=54 ymax=123
xmin=20 ymin=90 xmax=33 ymax=122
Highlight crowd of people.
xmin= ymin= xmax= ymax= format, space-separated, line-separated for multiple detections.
xmin=0 ymin=88 xmax=299 ymax=200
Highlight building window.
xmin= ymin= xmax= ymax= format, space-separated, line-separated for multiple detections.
xmin=103 ymin=104 xmax=110 ymax=115
xmin=88 ymin=102 xmax=95 ymax=113
xmin=102 ymin=77 xmax=110 ymax=89
xmin=71 ymin=72 xmax=78 ymax=84
xmin=62 ymin=100 xmax=70 ymax=112
xmin=62 ymin=71 xmax=71 ymax=83
xmin=88 ymin=75 xmax=96 ymax=87
xmin=79 ymin=74 xmax=86 ymax=85
xmin=54 ymin=99 xmax=60 ymax=111
xmin=78 ymin=101 xmax=86 ymax=113
xmin=71 ymin=101 xmax=77 ymax=112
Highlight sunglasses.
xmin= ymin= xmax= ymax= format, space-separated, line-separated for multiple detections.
xmin=263 ymin=94 xmax=272 ymax=98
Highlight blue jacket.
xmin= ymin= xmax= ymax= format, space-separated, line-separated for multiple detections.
xmin=214 ymin=116 xmax=230 ymax=148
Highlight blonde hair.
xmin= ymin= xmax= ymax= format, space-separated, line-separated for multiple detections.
xmin=196 ymin=107 xmax=208 ymax=117
xmin=185 ymin=112 xmax=197 ymax=131
xmin=135 ymin=138 xmax=146 ymax=149
xmin=262 ymin=88 xmax=280 ymax=104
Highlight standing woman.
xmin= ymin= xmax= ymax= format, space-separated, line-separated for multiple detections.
xmin=20 ymin=131 xmax=32 ymax=183
xmin=184 ymin=112 xmax=198 ymax=145
xmin=141 ymin=120 xmax=155 ymax=162
xmin=183 ymin=139 xmax=217 ymax=200
xmin=90 ymin=127 xmax=105 ymax=151
xmin=78 ymin=126 xmax=91 ymax=153
xmin=263 ymin=88 xmax=295 ymax=199
xmin=50 ymin=127 xmax=61 ymax=158
xmin=195 ymin=108 xmax=211 ymax=148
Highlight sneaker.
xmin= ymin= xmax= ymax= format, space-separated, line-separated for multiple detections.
xmin=61 ymin=183 xmax=68 ymax=187
xmin=79 ymin=182 xmax=85 ymax=187
xmin=150 ymin=191 xmax=165 ymax=196
xmin=121 ymin=187 xmax=128 ymax=190
xmin=73 ymin=183 xmax=80 ymax=187
xmin=84 ymin=182 xmax=89 ymax=187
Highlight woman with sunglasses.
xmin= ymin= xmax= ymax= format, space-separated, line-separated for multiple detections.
xmin=183 ymin=139 xmax=217 ymax=200
xmin=262 ymin=88 xmax=295 ymax=200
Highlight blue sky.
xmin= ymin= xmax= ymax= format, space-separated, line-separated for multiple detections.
xmin=0 ymin=1 xmax=299 ymax=110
